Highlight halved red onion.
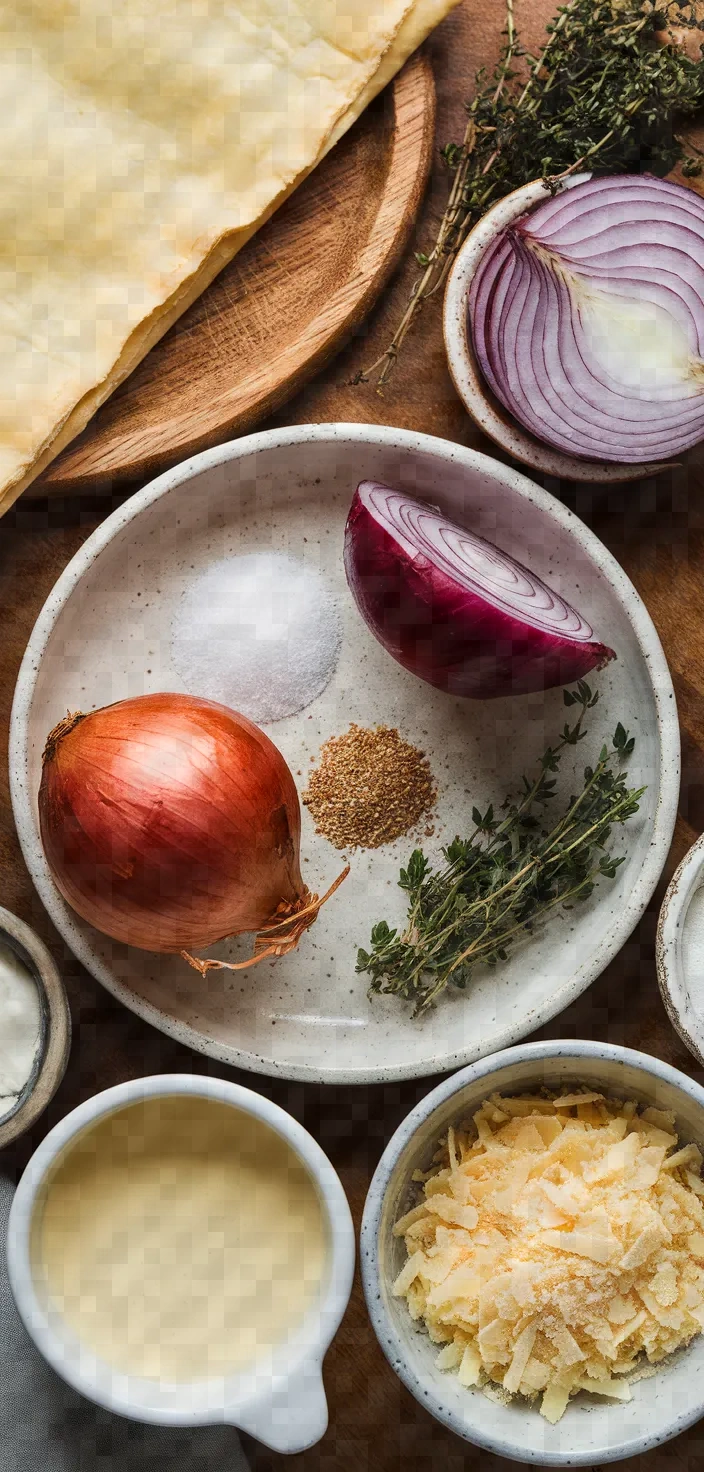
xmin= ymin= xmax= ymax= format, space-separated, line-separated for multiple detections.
xmin=344 ymin=481 xmax=614 ymax=699
xmin=468 ymin=174 xmax=704 ymax=464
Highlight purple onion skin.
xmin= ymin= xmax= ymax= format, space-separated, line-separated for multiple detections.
xmin=344 ymin=490 xmax=614 ymax=700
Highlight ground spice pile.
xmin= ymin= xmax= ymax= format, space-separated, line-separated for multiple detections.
xmin=302 ymin=724 xmax=437 ymax=850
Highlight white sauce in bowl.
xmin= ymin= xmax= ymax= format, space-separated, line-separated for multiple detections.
xmin=0 ymin=941 xmax=42 ymax=1121
xmin=33 ymin=1095 xmax=327 ymax=1381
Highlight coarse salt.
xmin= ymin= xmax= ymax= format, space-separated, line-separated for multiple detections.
xmin=170 ymin=552 xmax=341 ymax=724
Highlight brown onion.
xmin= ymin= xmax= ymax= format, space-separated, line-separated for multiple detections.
xmin=39 ymin=692 xmax=346 ymax=965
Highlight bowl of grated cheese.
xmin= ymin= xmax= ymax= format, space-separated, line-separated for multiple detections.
xmin=361 ymin=1040 xmax=704 ymax=1464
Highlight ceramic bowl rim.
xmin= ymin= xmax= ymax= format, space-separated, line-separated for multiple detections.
xmin=0 ymin=905 xmax=71 ymax=1148
xmin=442 ymin=176 xmax=675 ymax=485
xmin=6 ymin=1071 xmax=355 ymax=1427
xmin=9 ymin=422 xmax=680 ymax=1083
xmin=360 ymin=1038 xmax=704 ymax=1465
xmin=657 ymin=834 xmax=704 ymax=1067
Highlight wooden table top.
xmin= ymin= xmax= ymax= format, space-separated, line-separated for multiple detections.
xmin=2 ymin=3 xmax=704 ymax=1468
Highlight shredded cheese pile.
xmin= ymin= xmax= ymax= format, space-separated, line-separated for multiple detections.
xmin=392 ymin=1089 xmax=704 ymax=1423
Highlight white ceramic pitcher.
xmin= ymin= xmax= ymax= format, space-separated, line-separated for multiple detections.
xmin=7 ymin=1073 xmax=355 ymax=1454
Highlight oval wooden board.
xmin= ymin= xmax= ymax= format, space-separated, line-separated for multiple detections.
xmin=33 ymin=52 xmax=435 ymax=496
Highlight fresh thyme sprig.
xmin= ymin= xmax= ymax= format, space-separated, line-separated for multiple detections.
xmin=356 ymin=0 xmax=704 ymax=391
xmin=357 ymin=683 xmax=645 ymax=1017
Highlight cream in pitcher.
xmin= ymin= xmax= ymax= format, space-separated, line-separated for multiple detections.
xmin=33 ymin=1094 xmax=327 ymax=1381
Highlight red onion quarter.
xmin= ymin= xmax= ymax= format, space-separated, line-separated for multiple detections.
xmin=468 ymin=174 xmax=704 ymax=464
xmin=344 ymin=481 xmax=614 ymax=698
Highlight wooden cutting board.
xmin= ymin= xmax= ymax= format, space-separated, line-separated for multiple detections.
xmin=33 ymin=52 xmax=435 ymax=496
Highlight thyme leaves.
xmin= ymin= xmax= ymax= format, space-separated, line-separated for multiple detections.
xmin=356 ymin=0 xmax=704 ymax=391
xmin=357 ymin=683 xmax=644 ymax=1016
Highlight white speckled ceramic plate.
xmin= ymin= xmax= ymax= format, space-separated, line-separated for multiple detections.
xmin=10 ymin=425 xmax=679 ymax=1083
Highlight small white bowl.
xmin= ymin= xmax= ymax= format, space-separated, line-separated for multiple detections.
xmin=7 ymin=1073 xmax=355 ymax=1454
xmin=443 ymin=177 xmax=675 ymax=485
xmin=0 ymin=905 xmax=71 ymax=1149
xmin=361 ymin=1039 xmax=704 ymax=1465
xmin=657 ymin=835 xmax=704 ymax=1067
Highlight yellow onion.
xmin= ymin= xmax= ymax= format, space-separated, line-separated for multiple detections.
xmin=39 ymin=692 xmax=346 ymax=968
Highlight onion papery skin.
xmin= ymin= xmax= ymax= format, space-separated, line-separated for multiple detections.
xmin=468 ymin=174 xmax=704 ymax=464
xmin=344 ymin=482 xmax=614 ymax=700
xmin=38 ymin=693 xmax=304 ymax=952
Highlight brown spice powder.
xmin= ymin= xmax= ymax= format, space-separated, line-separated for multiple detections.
xmin=302 ymin=723 xmax=437 ymax=850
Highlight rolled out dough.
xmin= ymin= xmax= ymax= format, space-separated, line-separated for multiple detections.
xmin=0 ymin=0 xmax=459 ymax=514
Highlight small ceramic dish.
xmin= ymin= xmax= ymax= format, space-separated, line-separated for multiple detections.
xmin=9 ymin=424 xmax=679 ymax=1084
xmin=361 ymin=1039 xmax=704 ymax=1465
xmin=443 ymin=176 xmax=675 ymax=485
xmin=657 ymin=835 xmax=704 ymax=1067
xmin=7 ymin=1073 xmax=355 ymax=1453
xmin=0 ymin=906 xmax=71 ymax=1149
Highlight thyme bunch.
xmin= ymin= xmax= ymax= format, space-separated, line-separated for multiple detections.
xmin=357 ymin=684 xmax=644 ymax=1016
xmin=358 ymin=0 xmax=704 ymax=390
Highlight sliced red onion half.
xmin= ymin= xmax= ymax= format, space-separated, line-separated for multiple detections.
xmin=468 ymin=174 xmax=704 ymax=463
xmin=344 ymin=481 xmax=614 ymax=699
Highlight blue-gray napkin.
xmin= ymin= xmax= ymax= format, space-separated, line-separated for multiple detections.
xmin=0 ymin=1174 xmax=251 ymax=1472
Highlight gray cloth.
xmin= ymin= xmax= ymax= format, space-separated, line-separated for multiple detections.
xmin=0 ymin=1174 xmax=251 ymax=1472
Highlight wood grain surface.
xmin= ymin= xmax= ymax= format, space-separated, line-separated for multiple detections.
xmin=35 ymin=51 xmax=435 ymax=493
xmin=3 ymin=3 xmax=704 ymax=1470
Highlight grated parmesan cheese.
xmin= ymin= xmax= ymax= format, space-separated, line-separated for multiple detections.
xmin=392 ymin=1088 xmax=704 ymax=1422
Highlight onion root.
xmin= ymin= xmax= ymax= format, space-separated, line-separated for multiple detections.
xmin=181 ymin=864 xmax=350 ymax=975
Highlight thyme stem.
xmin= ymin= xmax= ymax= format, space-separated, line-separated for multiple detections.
xmin=354 ymin=0 xmax=704 ymax=390
xmin=356 ymin=683 xmax=644 ymax=1017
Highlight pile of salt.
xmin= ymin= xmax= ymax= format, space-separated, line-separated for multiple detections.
xmin=0 ymin=941 xmax=42 ymax=1121
xmin=170 ymin=551 xmax=341 ymax=724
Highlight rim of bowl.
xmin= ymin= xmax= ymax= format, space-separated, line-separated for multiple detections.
xmin=442 ymin=176 xmax=676 ymax=485
xmin=9 ymin=422 xmax=681 ymax=1084
xmin=657 ymin=834 xmax=704 ymax=1068
xmin=360 ymin=1038 xmax=704 ymax=1465
xmin=0 ymin=905 xmax=71 ymax=1149
xmin=6 ymin=1072 xmax=355 ymax=1425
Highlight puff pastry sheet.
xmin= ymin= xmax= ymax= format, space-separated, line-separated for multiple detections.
xmin=0 ymin=0 xmax=458 ymax=512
